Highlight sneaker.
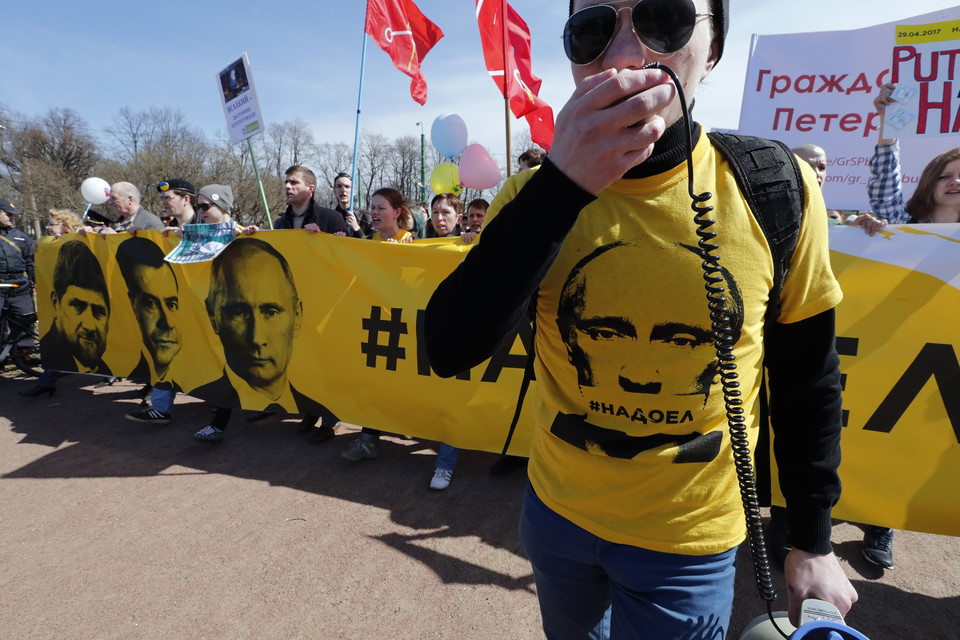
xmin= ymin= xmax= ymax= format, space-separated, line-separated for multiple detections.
xmin=862 ymin=526 xmax=895 ymax=569
xmin=310 ymin=424 xmax=338 ymax=443
xmin=125 ymin=408 xmax=172 ymax=424
xmin=341 ymin=438 xmax=377 ymax=461
xmin=430 ymin=468 xmax=453 ymax=490
xmin=245 ymin=410 xmax=275 ymax=423
xmin=194 ymin=425 xmax=224 ymax=442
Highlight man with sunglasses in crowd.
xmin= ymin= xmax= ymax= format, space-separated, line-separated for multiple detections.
xmin=425 ymin=1 xmax=856 ymax=638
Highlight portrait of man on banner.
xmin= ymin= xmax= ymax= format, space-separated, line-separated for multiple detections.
xmin=40 ymin=240 xmax=112 ymax=375
xmin=115 ymin=237 xmax=183 ymax=390
xmin=191 ymin=237 xmax=337 ymax=420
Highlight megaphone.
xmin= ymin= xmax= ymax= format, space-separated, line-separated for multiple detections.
xmin=739 ymin=600 xmax=869 ymax=640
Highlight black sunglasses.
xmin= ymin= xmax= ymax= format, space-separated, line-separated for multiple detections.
xmin=197 ymin=202 xmax=216 ymax=212
xmin=563 ymin=0 xmax=711 ymax=65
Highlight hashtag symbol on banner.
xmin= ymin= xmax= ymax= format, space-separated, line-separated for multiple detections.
xmin=361 ymin=306 xmax=408 ymax=371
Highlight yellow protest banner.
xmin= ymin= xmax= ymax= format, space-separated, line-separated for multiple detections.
xmin=826 ymin=225 xmax=960 ymax=536
xmin=35 ymin=231 xmax=534 ymax=456
xmin=35 ymin=224 xmax=960 ymax=536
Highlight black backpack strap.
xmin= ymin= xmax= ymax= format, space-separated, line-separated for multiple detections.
xmin=706 ymin=132 xmax=805 ymax=323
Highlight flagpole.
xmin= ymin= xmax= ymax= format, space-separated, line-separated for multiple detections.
xmin=351 ymin=16 xmax=370 ymax=213
xmin=501 ymin=0 xmax=513 ymax=177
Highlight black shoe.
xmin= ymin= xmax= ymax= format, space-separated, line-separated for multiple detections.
xmin=20 ymin=385 xmax=55 ymax=398
xmin=862 ymin=526 xmax=894 ymax=569
xmin=490 ymin=455 xmax=527 ymax=476
xmin=94 ymin=376 xmax=118 ymax=388
xmin=125 ymin=408 xmax=172 ymax=424
xmin=245 ymin=410 xmax=275 ymax=423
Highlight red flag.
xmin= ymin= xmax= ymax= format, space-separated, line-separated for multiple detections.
xmin=476 ymin=0 xmax=554 ymax=150
xmin=365 ymin=0 xmax=444 ymax=105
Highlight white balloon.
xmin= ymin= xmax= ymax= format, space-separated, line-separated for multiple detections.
xmin=80 ymin=177 xmax=111 ymax=204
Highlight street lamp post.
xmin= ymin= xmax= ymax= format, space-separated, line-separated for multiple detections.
xmin=417 ymin=121 xmax=426 ymax=204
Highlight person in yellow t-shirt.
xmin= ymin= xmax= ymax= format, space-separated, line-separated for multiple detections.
xmin=368 ymin=188 xmax=413 ymax=243
xmin=341 ymin=188 xmax=413 ymax=462
xmin=424 ymin=1 xmax=857 ymax=638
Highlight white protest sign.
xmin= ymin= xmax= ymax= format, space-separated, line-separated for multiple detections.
xmin=885 ymin=17 xmax=960 ymax=138
xmin=218 ymin=53 xmax=264 ymax=145
xmin=738 ymin=8 xmax=960 ymax=211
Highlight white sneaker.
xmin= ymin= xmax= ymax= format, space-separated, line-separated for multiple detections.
xmin=194 ymin=425 xmax=224 ymax=442
xmin=430 ymin=468 xmax=453 ymax=490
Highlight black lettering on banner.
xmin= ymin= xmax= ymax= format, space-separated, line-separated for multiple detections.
xmin=361 ymin=305 xmax=407 ymax=371
xmin=864 ymin=343 xmax=960 ymax=444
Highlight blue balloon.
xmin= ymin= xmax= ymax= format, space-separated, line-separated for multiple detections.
xmin=430 ymin=113 xmax=468 ymax=159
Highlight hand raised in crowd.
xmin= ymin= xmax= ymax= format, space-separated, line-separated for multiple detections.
xmin=304 ymin=222 xmax=321 ymax=233
xmin=874 ymin=83 xmax=897 ymax=145
xmin=163 ymin=227 xmax=184 ymax=239
xmin=547 ymin=67 xmax=676 ymax=195
xmin=873 ymin=83 xmax=896 ymax=116
xmin=460 ymin=231 xmax=478 ymax=244
xmin=239 ymin=225 xmax=260 ymax=235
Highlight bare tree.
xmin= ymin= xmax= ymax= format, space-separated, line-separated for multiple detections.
xmin=357 ymin=132 xmax=390 ymax=209
xmin=0 ymin=106 xmax=99 ymax=224
xmin=314 ymin=142 xmax=353 ymax=208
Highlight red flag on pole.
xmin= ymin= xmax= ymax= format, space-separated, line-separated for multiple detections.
xmin=365 ymin=0 xmax=444 ymax=106
xmin=476 ymin=0 xmax=554 ymax=150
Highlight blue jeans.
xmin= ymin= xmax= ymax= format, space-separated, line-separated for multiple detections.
xmin=436 ymin=442 xmax=460 ymax=471
xmin=151 ymin=388 xmax=175 ymax=414
xmin=519 ymin=484 xmax=737 ymax=640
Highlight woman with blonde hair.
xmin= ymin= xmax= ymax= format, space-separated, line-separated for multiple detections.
xmin=47 ymin=209 xmax=83 ymax=237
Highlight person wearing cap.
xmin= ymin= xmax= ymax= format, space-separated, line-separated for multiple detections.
xmin=424 ymin=1 xmax=856 ymax=637
xmin=0 ymin=198 xmax=36 ymax=348
xmin=157 ymin=179 xmax=198 ymax=227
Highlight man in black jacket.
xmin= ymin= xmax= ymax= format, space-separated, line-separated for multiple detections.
xmin=332 ymin=172 xmax=373 ymax=238
xmin=273 ymin=166 xmax=347 ymax=235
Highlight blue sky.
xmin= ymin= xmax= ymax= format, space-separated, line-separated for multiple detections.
xmin=2 ymin=1 xmax=956 ymax=167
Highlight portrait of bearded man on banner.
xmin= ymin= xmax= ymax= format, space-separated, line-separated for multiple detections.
xmin=191 ymin=237 xmax=337 ymax=420
xmin=40 ymin=240 xmax=112 ymax=375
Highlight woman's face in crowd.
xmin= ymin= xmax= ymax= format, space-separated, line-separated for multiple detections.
xmin=370 ymin=194 xmax=400 ymax=233
xmin=933 ymin=158 xmax=960 ymax=211
xmin=431 ymin=200 xmax=461 ymax=236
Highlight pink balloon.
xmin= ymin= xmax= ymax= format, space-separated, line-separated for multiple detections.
xmin=459 ymin=144 xmax=502 ymax=189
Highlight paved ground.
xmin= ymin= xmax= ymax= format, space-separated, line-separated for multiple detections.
xmin=1 ymin=373 xmax=958 ymax=639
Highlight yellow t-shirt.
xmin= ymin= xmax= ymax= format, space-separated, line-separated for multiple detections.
xmin=372 ymin=229 xmax=412 ymax=243
xmin=492 ymin=136 xmax=841 ymax=554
